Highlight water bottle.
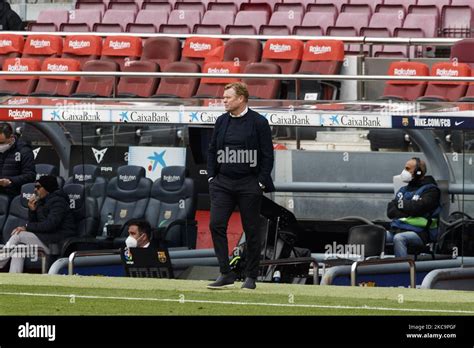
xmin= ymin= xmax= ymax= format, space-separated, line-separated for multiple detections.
xmin=273 ymin=270 xmax=281 ymax=283
xmin=102 ymin=213 xmax=114 ymax=237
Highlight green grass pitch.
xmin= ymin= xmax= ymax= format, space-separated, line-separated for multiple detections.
xmin=1 ymin=274 xmax=474 ymax=315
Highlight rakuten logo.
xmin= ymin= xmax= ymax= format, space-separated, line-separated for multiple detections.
xmin=109 ymin=41 xmax=131 ymax=50
xmin=68 ymin=40 xmax=91 ymax=50
xmin=30 ymin=40 xmax=51 ymax=48
xmin=269 ymin=43 xmax=292 ymax=53
xmin=8 ymin=109 xmax=33 ymax=119
xmin=436 ymin=68 xmax=459 ymax=77
xmin=309 ymin=45 xmax=331 ymax=55
xmin=163 ymin=175 xmax=180 ymax=183
xmin=47 ymin=64 xmax=69 ymax=72
xmin=190 ymin=42 xmax=211 ymax=51
xmin=0 ymin=40 xmax=12 ymax=47
xmin=394 ymin=68 xmax=418 ymax=76
xmin=119 ymin=174 xmax=136 ymax=182
xmin=208 ymin=68 xmax=230 ymax=74
xmin=7 ymin=64 xmax=29 ymax=72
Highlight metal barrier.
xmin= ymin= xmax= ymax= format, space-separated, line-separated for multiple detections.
xmin=259 ymin=257 xmax=319 ymax=285
xmin=350 ymin=257 xmax=416 ymax=288
xmin=68 ymin=249 xmax=121 ymax=275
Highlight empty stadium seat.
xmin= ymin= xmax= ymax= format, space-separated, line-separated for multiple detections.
xmin=28 ymin=9 xmax=69 ymax=31
xmin=117 ymin=60 xmax=159 ymax=97
xmin=65 ymin=164 xmax=107 ymax=211
xmin=142 ymin=1 xmax=172 ymax=12
xmin=161 ymin=9 xmax=202 ymax=33
xmin=341 ymin=3 xmax=372 ymax=16
xmin=240 ymin=2 xmax=272 ymax=16
xmin=307 ymin=3 xmax=338 ymax=17
xmin=441 ymin=4 xmax=473 ymax=38
xmin=223 ymin=38 xmax=262 ymax=72
xmin=93 ymin=9 xmax=136 ymax=32
xmin=127 ymin=10 xmax=168 ymax=32
xmin=407 ymin=4 xmax=441 ymax=30
xmin=181 ymin=37 xmax=224 ymax=67
xmin=379 ymin=61 xmax=429 ymax=101
xmin=32 ymin=58 xmax=80 ymax=97
xmin=228 ymin=10 xmax=269 ymax=34
xmin=22 ymin=35 xmax=62 ymax=63
xmin=194 ymin=61 xmax=240 ymax=97
xmin=402 ymin=13 xmax=437 ymax=38
xmin=315 ymin=0 xmax=347 ymax=12
xmin=208 ymin=2 xmax=238 ymax=14
xmin=262 ymin=38 xmax=303 ymax=74
xmin=364 ymin=12 xmax=404 ymax=36
xmin=0 ymin=34 xmax=24 ymax=69
xmin=108 ymin=1 xmax=139 ymax=14
xmin=0 ymin=58 xmax=40 ymax=96
xmin=384 ymin=0 xmax=416 ymax=12
xmin=194 ymin=10 xmax=235 ymax=34
xmin=62 ymin=35 xmax=102 ymax=69
xmin=297 ymin=39 xmax=345 ymax=99
xmin=154 ymin=61 xmax=200 ymax=98
xmin=72 ymin=59 xmax=119 ymax=98
xmin=175 ymin=1 xmax=206 ymax=16
xmin=243 ymin=62 xmax=281 ymax=99
xmin=274 ymin=2 xmax=304 ymax=13
xmin=60 ymin=9 xmax=102 ymax=32
xmin=141 ymin=37 xmax=181 ymax=70
xmin=259 ymin=11 xmax=303 ymax=35
xmin=418 ymin=62 xmax=471 ymax=102
xmin=375 ymin=4 xmax=406 ymax=15
xmin=100 ymin=165 xmax=152 ymax=235
xmin=327 ymin=12 xmax=370 ymax=36
xmin=75 ymin=1 xmax=107 ymax=16
xmin=450 ymin=38 xmax=474 ymax=70
xmin=144 ymin=166 xmax=197 ymax=248
xmin=294 ymin=9 xmax=335 ymax=35
xmin=101 ymin=36 xmax=142 ymax=70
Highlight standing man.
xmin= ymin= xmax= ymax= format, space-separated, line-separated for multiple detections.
xmin=0 ymin=122 xmax=36 ymax=200
xmin=386 ymin=157 xmax=441 ymax=257
xmin=207 ymin=82 xmax=275 ymax=290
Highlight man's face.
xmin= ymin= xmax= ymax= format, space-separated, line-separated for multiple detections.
xmin=404 ymin=159 xmax=416 ymax=176
xmin=128 ymin=225 xmax=141 ymax=240
xmin=223 ymin=88 xmax=245 ymax=114
xmin=34 ymin=182 xmax=48 ymax=199
xmin=0 ymin=133 xmax=12 ymax=146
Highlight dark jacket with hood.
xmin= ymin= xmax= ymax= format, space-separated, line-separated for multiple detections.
xmin=387 ymin=175 xmax=440 ymax=221
xmin=0 ymin=137 xmax=36 ymax=198
xmin=26 ymin=189 xmax=76 ymax=245
xmin=207 ymin=108 xmax=275 ymax=192
xmin=0 ymin=1 xmax=23 ymax=31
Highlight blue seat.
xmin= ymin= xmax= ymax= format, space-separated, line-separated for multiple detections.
xmin=65 ymin=164 xmax=107 ymax=211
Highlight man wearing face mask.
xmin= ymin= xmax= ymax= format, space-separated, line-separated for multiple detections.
xmin=125 ymin=219 xmax=153 ymax=249
xmin=0 ymin=122 xmax=36 ymax=200
xmin=386 ymin=157 xmax=441 ymax=257
xmin=0 ymin=175 xmax=75 ymax=273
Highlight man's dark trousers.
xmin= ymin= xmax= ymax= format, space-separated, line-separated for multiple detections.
xmin=209 ymin=173 xmax=262 ymax=278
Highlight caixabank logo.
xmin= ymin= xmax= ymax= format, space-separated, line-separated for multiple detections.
xmin=320 ymin=114 xmax=392 ymax=128
xmin=113 ymin=110 xmax=180 ymax=124
xmin=266 ymin=112 xmax=320 ymax=126
xmin=187 ymin=110 xmax=221 ymax=124
xmin=44 ymin=109 xmax=111 ymax=122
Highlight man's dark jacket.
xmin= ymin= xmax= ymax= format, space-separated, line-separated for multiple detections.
xmin=0 ymin=2 xmax=23 ymax=31
xmin=207 ymin=108 xmax=275 ymax=192
xmin=26 ymin=189 xmax=76 ymax=245
xmin=0 ymin=137 xmax=36 ymax=198
xmin=387 ymin=175 xmax=440 ymax=220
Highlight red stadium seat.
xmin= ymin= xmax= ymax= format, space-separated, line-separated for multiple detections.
xmin=243 ymin=62 xmax=281 ymax=99
xmin=383 ymin=0 xmax=416 ymax=12
xmin=223 ymin=38 xmax=262 ymax=72
xmin=0 ymin=58 xmax=40 ymax=96
xmin=450 ymin=39 xmax=474 ymax=70
xmin=441 ymin=5 xmax=473 ymax=38
xmin=181 ymin=37 xmax=224 ymax=67
xmin=33 ymin=58 xmax=81 ymax=97
xmin=418 ymin=62 xmax=471 ymax=102
xmin=60 ymin=10 xmax=103 ymax=32
xmin=93 ymin=9 xmax=136 ymax=32
xmin=72 ymin=59 xmax=119 ymax=98
xmin=259 ymin=11 xmax=303 ymax=35
xmin=194 ymin=10 xmax=235 ymax=34
xmin=380 ymin=61 xmax=429 ymax=101
xmin=117 ymin=60 xmax=159 ymax=98
xmin=28 ymin=9 xmax=69 ymax=31
xmin=175 ymin=1 xmax=206 ymax=16
xmin=22 ymin=35 xmax=62 ymax=64
xmin=141 ymin=37 xmax=181 ymax=70
xmin=108 ymin=1 xmax=139 ymax=14
xmin=0 ymin=34 xmax=24 ymax=70
xmin=208 ymin=2 xmax=238 ymax=14
xmin=75 ymin=1 xmax=107 ymax=16
xmin=154 ymin=61 xmax=200 ymax=98
xmin=161 ymin=10 xmax=202 ymax=33
xmin=262 ymin=38 xmax=303 ymax=74
xmin=126 ymin=10 xmax=168 ymax=33
xmin=62 ymin=35 xmax=102 ymax=69
xmin=101 ymin=36 xmax=142 ymax=70
xmin=194 ymin=61 xmax=240 ymax=97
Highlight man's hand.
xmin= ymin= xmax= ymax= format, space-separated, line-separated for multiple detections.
xmin=0 ymin=178 xmax=11 ymax=187
xmin=28 ymin=196 xmax=38 ymax=211
xmin=136 ymin=233 xmax=148 ymax=248
xmin=11 ymin=226 xmax=26 ymax=235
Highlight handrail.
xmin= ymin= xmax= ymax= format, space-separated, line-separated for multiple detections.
xmin=1 ymin=71 xmax=474 ymax=82
xmin=0 ymin=30 xmax=464 ymax=46
xmin=68 ymin=249 xmax=121 ymax=275
xmin=350 ymin=257 xmax=416 ymax=288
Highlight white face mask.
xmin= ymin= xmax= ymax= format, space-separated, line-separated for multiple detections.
xmin=400 ymin=169 xmax=413 ymax=183
xmin=125 ymin=236 xmax=137 ymax=248
xmin=0 ymin=142 xmax=12 ymax=153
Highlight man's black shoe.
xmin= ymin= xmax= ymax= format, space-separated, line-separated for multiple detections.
xmin=207 ymin=272 xmax=235 ymax=289
xmin=241 ymin=277 xmax=256 ymax=290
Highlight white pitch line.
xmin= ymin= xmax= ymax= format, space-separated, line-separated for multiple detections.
xmin=1 ymin=291 xmax=474 ymax=314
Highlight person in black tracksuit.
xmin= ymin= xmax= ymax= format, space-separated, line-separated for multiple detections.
xmin=0 ymin=175 xmax=75 ymax=272
xmin=207 ymin=82 xmax=275 ymax=290
xmin=0 ymin=122 xmax=36 ymax=200
xmin=0 ymin=0 xmax=23 ymax=31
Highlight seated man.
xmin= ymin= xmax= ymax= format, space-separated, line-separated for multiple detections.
xmin=386 ymin=157 xmax=441 ymax=257
xmin=0 ymin=175 xmax=75 ymax=272
xmin=125 ymin=219 xmax=153 ymax=248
